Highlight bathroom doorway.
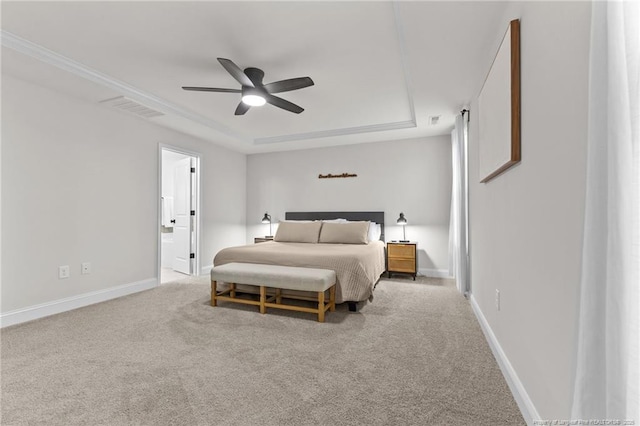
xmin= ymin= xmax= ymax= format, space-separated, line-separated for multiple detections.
xmin=159 ymin=146 xmax=200 ymax=284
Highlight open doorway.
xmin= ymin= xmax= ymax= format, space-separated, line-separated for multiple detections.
xmin=159 ymin=146 xmax=200 ymax=284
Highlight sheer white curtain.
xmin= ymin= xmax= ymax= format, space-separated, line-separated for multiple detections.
xmin=571 ymin=0 xmax=639 ymax=422
xmin=449 ymin=112 xmax=469 ymax=295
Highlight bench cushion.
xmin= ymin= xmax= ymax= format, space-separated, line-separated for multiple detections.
xmin=211 ymin=262 xmax=336 ymax=292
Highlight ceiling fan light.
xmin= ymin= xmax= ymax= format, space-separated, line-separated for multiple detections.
xmin=242 ymin=94 xmax=266 ymax=106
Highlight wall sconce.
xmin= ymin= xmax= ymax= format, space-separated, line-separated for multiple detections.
xmin=261 ymin=212 xmax=273 ymax=238
xmin=397 ymin=212 xmax=409 ymax=242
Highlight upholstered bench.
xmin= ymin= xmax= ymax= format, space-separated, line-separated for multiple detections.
xmin=210 ymin=262 xmax=337 ymax=322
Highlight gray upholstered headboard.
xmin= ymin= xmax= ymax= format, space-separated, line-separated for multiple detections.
xmin=285 ymin=211 xmax=385 ymax=242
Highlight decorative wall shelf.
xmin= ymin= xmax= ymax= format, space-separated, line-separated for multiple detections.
xmin=318 ymin=173 xmax=358 ymax=179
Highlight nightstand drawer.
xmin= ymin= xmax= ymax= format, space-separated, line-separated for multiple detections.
xmin=388 ymin=258 xmax=416 ymax=272
xmin=388 ymin=244 xmax=416 ymax=259
xmin=386 ymin=242 xmax=417 ymax=280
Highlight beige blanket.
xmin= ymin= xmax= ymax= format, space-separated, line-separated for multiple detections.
xmin=213 ymin=241 xmax=385 ymax=303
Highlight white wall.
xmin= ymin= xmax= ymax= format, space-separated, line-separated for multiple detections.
xmin=468 ymin=1 xmax=591 ymax=421
xmin=246 ymin=137 xmax=452 ymax=275
xmin=1 ymin=74 xmax=246 ymax=318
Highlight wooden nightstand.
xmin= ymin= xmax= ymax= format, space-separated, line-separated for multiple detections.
xmin=254 ymin=237 xmax=274 ymax=243
xmin=387 ymin=242 xmax=417 ymax=280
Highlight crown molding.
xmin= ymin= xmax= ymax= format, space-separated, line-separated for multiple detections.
xmin=1 ymin=30 xmax=252 ymax=144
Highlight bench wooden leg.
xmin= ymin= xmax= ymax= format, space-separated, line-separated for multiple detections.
xmin=211 ymin=280 xmax=217 ymax=306
xmin=329 ymin=285 xmax=336 ymax=312
xmin=318 ymin=290 xmax=325 ymax=322
xmin=230 ymin=282 xmax=236 ymax=298
xmin=260 ymin=286 xmax=266 ymax=314
xmin=275 ymin=288 xmax=282 ymax=304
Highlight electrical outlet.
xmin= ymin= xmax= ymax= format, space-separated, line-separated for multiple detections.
xmin=495 ymin=289 xmax=501 ymax=311
xmin=58 ymin=265 xmax=70 ymax=279
xmin=81 ymin=262 xmax=91 ymax=275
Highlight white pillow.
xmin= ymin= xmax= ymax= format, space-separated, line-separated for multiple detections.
xmin=368 ymin=222 xmax=382 ymax=242
xmin=322 ymin=218 xmax=348 ymax=223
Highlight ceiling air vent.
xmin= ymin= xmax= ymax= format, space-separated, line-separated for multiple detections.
xmin=99 ymin=96 xmax=164 ymax=119
xmin=428 ymin=115 xmax=441 ymax=126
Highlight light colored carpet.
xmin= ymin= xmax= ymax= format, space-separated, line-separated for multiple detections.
xmin=1 ymin=275 xmax=524 ymax=425
xmin=160 ymin=267 xmax=190 ymax=284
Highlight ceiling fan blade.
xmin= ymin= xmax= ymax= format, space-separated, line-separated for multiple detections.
xmin=264 ymin=77 xmax=314 ymax=94
xmin=235 ymin=102 xmax=251 ymax=116
xmin=265 ymin=94 xmax=304 ymax=114
xmin=182 ymin=87 xmax=241 ymax=93
xmin=217 ymin=58 xmax=254 ymax=87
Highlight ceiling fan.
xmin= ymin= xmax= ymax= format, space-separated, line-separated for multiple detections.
xmin=182 ymin=58 xmax=314 ymax=115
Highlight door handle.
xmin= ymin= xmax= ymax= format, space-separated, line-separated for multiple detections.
xmin=170 ymin=219 xmax=176 ymax=224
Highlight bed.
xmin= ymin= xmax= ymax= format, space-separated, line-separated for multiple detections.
xmin=213 ymin=211 xmax=386 ymax=310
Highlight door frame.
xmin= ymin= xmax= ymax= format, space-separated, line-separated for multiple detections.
xmin=158 ymin=144 xmax=202 ymax=282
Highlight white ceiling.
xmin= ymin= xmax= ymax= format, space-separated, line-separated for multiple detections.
xmin=1 ymin=1 xmax=508 ymax=154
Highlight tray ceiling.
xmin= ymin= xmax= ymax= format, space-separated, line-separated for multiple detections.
xmin=1 ymin=1 xmax=508 ymax=153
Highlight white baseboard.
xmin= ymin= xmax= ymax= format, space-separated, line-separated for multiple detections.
xmin=469 ymin=294 xmax=540 ymax=425
xmin=0 ymin=278 xmax=158 ymax=328
xmin=201 ymin=264 xmax=213 ymax=276
xmin=419 ymin=268 xmax=452 ymax=278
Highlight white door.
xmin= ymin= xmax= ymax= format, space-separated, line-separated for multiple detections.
xmin=172 ymin=157 xmax=192 ymax=274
